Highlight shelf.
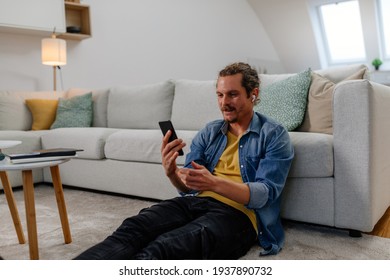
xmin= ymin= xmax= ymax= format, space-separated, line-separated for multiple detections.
xmin=370 ymin=70 xmax=390 ymax=86
xmin=58 ymin=1 xmax=91 ymax=40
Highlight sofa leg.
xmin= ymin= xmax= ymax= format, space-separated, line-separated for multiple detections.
xmin=349 ymin=230 xmax=362 ymax=238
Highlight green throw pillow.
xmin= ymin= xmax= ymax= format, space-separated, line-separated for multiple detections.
xmin=255 ymin=69 xmax=311 ymax=131
xmin=51 ymin=93 xmax=93 ymax=129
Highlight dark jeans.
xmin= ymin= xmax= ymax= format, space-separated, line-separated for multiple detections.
xmin=74 ymin=196 xmax=257 ymax=260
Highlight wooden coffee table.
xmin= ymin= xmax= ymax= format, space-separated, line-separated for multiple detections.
xmin=0 ymin=154 xmax=72 ymax=260
xmin=0 ymin=140 xmax=25 ymax=244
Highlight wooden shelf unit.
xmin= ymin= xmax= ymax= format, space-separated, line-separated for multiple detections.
xmin=59 ymin=1 xmax=91 ymax=40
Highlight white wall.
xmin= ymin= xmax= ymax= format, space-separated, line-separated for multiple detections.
xmin=248 ymin=0 xmax=321 ymax=73
xmin=249 ymin=0 xmax=385 ymax=73
xmin=0 ymin=0 xmax=282 ymax=91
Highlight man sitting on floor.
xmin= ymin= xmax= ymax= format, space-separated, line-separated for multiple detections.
xmin=74 ymin=62 xmax=294 ymax=259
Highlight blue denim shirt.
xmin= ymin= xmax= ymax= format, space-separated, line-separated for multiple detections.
xmin=181 ymin=112 xmax=294 ymax=255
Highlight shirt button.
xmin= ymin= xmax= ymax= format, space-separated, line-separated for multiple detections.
xmin=240 ymin=145 xmax=243 ymax=148
xmin=241 ymin=165 xmax=244 ymax=168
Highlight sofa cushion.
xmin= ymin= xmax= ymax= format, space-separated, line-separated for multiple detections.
xmin=0 ymin=91 xmax=66 ymax=131
xmin=255 ymin=69 xmax=311 ymax=131
xmin=288 ymin=132 xmax=334 ymax=178
xmin=51 ymin=93 xmax=93 ymax=129
xmin=105 ymin=129 xmax=197 ymax=165
xmin=297 ymin=67 xmax=367 ymax=134
xmin=67 ymin=88 xmax=110 ymax=127
xmin=41 ymin=127 xmax=120 ymax=160
xmin=107 ymin=81 xmax=174 ymax=129
xmin=25 ymin=99 xmax=59 ymax=130
xmin=0 ymin=130 xmax=44 ymax=154
xmin=171 ymin=80 xmax=221 ymax=130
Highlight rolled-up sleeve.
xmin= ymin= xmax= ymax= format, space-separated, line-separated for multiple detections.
xmin=246 ymin=182 xmax=269 ymax=209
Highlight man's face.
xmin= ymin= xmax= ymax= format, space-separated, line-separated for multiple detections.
xmin=216 ymin=74 xmax=254 ymax=124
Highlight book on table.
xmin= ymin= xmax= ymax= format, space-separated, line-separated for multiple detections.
xmin=6 ymin=148 xmax=83 ymax=164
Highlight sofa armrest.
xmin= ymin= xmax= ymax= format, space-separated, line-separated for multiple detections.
xmin=333 ymin=79 xmax=390 ymax=231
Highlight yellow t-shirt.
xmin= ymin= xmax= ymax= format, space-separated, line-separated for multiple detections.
xmin=198 ymin=131 xmax=257 ymax=231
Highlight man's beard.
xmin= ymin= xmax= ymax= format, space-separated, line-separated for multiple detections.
xmin=222 ymin=105 xmax=238 ymax=123
xmin=227 ymin=118 xmax=238 ymax=123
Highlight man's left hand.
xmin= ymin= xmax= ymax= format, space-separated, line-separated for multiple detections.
xmin=178 ymin=161 xmax=217 ymax=191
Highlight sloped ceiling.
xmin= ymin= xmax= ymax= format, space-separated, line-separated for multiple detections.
xmin=247 ymin=0 xmax=321 ymax=72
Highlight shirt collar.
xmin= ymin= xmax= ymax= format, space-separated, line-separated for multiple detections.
xmin=248 ymin=112 xmax=262 ymax=135
xmin=220 ymin=111 xmax=262 ymax=136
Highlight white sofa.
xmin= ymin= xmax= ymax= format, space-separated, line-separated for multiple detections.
xmin=1 ymin=64 xmax=390 ymax=236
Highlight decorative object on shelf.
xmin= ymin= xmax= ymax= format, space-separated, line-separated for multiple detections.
xmin=372 ymin=58 xmax=383 ymax=71
xmin=41 ymin=30 xmax=67 ymax=91
xmin=66 ymin=26 xmax=81 ymax=33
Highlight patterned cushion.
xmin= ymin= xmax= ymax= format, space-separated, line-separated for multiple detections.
xmin=67 ymin=88 xmax=110 ymax=127
xmin=255 ymin=69 xmax=311 ymax=131
xmin=51 ymin=93 xmax=93 ymax=129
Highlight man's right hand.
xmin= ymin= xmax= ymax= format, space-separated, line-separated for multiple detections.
xmin=161 ymin=130 xmax=186 ymax=177
xmin=161 ymin=130 xmax=190 ymax=192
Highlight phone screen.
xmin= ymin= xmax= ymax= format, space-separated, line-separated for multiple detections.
xmin=158 ymin=121 xmax=184 ymax=156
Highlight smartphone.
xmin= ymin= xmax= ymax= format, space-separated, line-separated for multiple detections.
xmin=159 ymin=120 xmax=184 ymax=156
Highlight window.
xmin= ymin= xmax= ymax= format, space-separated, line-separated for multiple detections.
xmin=318 ymin=0 xmax=366 ymax=64
xmin=309 ymin=0 xmax=390 ymax=69
xmin=378 ymin=0 xmax=390 ymax=58
xmin=309 ymin=0 xmax=366 ymax=66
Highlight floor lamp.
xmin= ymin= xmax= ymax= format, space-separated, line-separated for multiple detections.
xmin=41 ymin=33 xmax=67 ymax=91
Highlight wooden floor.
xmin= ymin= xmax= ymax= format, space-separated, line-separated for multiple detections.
xmin=368 ymin=206 xmax=390 ymax=238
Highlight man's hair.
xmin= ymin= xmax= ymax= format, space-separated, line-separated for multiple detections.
xmin=218 ymin=62 xmax=260 ymax=98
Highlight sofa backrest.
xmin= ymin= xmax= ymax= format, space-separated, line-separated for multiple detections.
xmin=171 ymin=79 xmax=221 ymax=130
xmin=0 ymin=90 xmax=66 ymax=130
xmin=107 ymin=80 xmax=175 ymax=129
xmin=0 ymin=64 xmax=369 ymax=132
xmin=259 ymin=64 xmax=369 ymax=90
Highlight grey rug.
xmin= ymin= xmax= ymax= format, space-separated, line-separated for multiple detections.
xmin=1 ymin=184 xmax=390 ymax=260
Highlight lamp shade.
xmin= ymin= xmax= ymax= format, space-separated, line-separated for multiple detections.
xmin=41 ymin=38 xmax=67 ymax=66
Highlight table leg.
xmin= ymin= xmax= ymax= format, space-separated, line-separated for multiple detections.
xmin=22 ymin=170 xmax=39 ymax=260
xmin=0 ymin=171 xmax=26 ymax=244
xmin=50 ymin=165 xmax=72 ymax=244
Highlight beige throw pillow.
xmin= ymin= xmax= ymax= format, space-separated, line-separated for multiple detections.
xmin=298 ymin=68 xmax=367 ymax=134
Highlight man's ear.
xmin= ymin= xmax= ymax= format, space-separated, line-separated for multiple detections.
xmin=251 ymin=88 xmax=259 ymax=102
